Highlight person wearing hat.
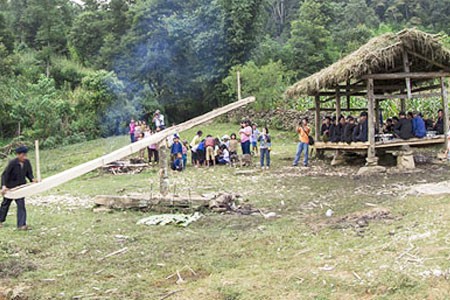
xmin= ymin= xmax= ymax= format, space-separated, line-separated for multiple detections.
xmin=0 ymin=146 xmax=36 ymax=230
xmin=152 ymin=110 xmax=166 ymax=131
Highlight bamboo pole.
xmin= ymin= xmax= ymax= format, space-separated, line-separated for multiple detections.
xmin=34 ymin=140 xmax=41 ymax=182
xmin=335 ymin=88 xmax=341 ymax=121
xmin=5 ymin=96 xmax=256 ymax=199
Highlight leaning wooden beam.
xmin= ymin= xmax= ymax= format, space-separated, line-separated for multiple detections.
xmin=407 ymin=51 xmax=450 ymax=72
xmin=5 ymin=97 xmax=256 ymax=199
xmin=362 ymin=72 xmax=450 ymax=80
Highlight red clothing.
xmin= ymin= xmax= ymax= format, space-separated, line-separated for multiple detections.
xmin=205 ymin=137 xmax=215 ymax=147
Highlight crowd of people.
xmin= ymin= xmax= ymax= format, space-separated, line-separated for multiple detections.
xmin=129 ymin=116 xmax=272 ymax=171
xmin=128 ymin=108 xmax=446 ymax=172
xmin=320 ymin=109 xmax=445 ymax=144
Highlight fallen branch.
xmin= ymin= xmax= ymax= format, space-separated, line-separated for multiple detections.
xmin=98 ymin=247 xmax=128 ymax=261
xmin=159 ymin=289 xmax=184 ymax=300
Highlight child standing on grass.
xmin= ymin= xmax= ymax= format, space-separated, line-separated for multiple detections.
xmin=182 ymin=140 xmax=188 ymax=169
xmin=251 ymin=123 xmax=260 ymax=156
xmin=258 ymin=127 xmax=271 ymax=169
xmin=229 ymin=133 xmax=239 ymax=156
xmin=170 ymin=135 xmax=183 ymax=162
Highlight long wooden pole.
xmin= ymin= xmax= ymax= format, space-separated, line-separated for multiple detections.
xmin=335 ymin=88 xmax=341 ymax=121
xmin=34 ymin=140 xmax=41 ymax=183
xmin=5 ymin=97 xmax=256 ymax=199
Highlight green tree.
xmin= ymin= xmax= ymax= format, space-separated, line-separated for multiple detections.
xmin=287 ymin=0 xmax=334 ymax=78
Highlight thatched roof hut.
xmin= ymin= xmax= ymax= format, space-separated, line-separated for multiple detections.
xmin=284 ymin=29 xmax=450 ymax=170
xmin=286 ymin=29 xmax=450 ymax=97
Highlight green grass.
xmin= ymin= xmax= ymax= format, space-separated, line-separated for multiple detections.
xmin=0 ymin=122 xmax=450 ymax=300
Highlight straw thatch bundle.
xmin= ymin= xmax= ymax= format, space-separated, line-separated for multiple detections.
xmin=286 ymin=29 xmax=450 ymax=97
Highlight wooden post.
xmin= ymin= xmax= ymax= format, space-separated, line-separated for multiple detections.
xmin=335 ymin=88 xmax=341 ymax=122
xmin=159 ymin=144 xmax=169 ymax=196
xmin=367 ymin=78 xmax=377 ymax=165
xmin=402 ymin=49 xmax=412 ymax=99
xmin=34 ymin=140 xmax=41 ymax=182
xmin=314 ymin=95 xmax=321 ymax=142
xmin=346 ymin=79 xmax=351 ymax=109
xmin=237 ymin=71 xmax=242 ymax=100
xmin=375 ymin=99 xmax=381 ymax=133
xmin=441 ymin=77 xmax=449 ymax=148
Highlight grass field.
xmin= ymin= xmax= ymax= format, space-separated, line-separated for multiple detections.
xmin=0 ymin=122 xmax=449 ymax=300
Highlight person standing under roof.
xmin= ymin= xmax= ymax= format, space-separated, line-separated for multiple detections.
xmin=0 ymin=146 xmax=36 ymax=230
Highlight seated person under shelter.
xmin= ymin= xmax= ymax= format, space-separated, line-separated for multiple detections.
xmin=353 ymin=112 xmax=368 ymax=142
xmin=394 ymin=112 xmax=413 ymax=140
xmin=321 ymin=117 xmax=331 ymax=142
xmin=343 ymin=116 xmax=356 ymax=144
xmin=434 ymin=109 xmax=445 ymax=134
xmin=330 ymin=116 xmax=345 ymax=143
xmin=412 ymin=112 xmax=427 ymax=138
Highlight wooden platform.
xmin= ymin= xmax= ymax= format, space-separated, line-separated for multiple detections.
xmin=314 ymin=135 xmax=445 ymax=151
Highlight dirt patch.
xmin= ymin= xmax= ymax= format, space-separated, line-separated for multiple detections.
xmin=0 ymin=284 xmax=29 ymax=300
xmin=334 ymin=207 xmax=396 ymax=229
xmin=0 ymin=259 xmax=36 ymax=279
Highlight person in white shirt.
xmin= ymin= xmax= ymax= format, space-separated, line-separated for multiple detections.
xmin=153 ymin=110 xmax=166 ymax=130
xmin=218 ymin=145 xmax=230 ymax=165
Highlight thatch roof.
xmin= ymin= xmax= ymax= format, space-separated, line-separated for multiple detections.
xmin=286 ymin=29 xmax=450 ymax=97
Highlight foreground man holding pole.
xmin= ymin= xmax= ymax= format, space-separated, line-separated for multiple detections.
xmin=0 ymin=146 xmax=36 ymax=230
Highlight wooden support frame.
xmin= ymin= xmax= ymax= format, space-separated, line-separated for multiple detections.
xmin=335 ymin=88 xmax=341 ymax=120
xmin=407 ymin=51 xmax=450 ymax=72
xmin=314 ymin=95 xmax=321 ymax=142
xmin=5 ymin=96 xmax=256 ymax=199
xmin=402 ymin=49 xmax=412 ymax=99
xmin=367 ymin=78 xmax=376 ymax=164
xmin=362 ymin=72 xmax=450 ymax=80
xmin=441 ymin=77 xmax=449 ymax=148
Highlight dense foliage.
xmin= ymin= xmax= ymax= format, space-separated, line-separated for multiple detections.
xmin=0 ymin=0 xmax=448 ymax=145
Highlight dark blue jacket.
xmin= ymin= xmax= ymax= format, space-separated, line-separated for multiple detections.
xmin=171 ymin=158 xmax=183 ymax=171
xmin=412 ymin=116 xmax=426 ymax=138
xmin=171 ymin=142 xmax=183 ymax=155
xmin=2 ymin=158 xmax=34 ymax=189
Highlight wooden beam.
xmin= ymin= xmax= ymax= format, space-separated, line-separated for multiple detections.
xmin=314 ymin=95 xmax=321 ymax=142
xmin=407 ymin=50 xmax=450 ymax=72
xmin=362 ymin=72 xmax=450 ymax=80
xmin=335 ymin=88 xmax=341 ymax=120
xmin=441 ymin=77 xmax=449 ymax=148
xmin=5 ymin=96 xmax=257 ymax=199
xmin=374 ymin=92 xmax=442 ymax=100
xmin=346 ymin=79 xmax=351 ymax=109
xmin=367 ymin=78 xmax=376 ymax=162
xmin=321 ymin=93 xmax=366 ymax=103
xmin=375 ymin=100 xmax=381 ymax=131
xmin=402 ymin=49 xmax=412 ymax=99
xmin=309 ymin=108 xmax=367 ymax=112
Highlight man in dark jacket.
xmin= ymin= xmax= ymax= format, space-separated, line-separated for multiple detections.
xmin=343 ymin=116 xmax=356 ymax=143
xmin=354 ymin=112 xmax=368 ymax=142
xmin=0 ymin=146 xmax=35 ymax=230
xmin=434 ymin=109 xmax=444 ymax=134
xmin=394 ymin=112 xmax=414 ymax=140
xmin=330 ymin=116 xmax=345 ymax=142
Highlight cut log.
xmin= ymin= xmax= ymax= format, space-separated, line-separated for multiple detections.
xmin=5 ymin=97 xmax=256 ymax=199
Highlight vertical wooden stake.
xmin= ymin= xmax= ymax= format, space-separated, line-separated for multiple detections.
xmin=314 ymin=95 xmax=321 ymax=142
xmin=237 ymin=71 xmax=242 ymax=100
xmin=346 ymin=79 xmax=351 ymax=109
xmin=441 ymin=77 xmax=449 ymax=148
xmin=35 ymin=140 xmax=41 ymax=182
xmin=159 ymin=144 xmax=169 ymax=196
